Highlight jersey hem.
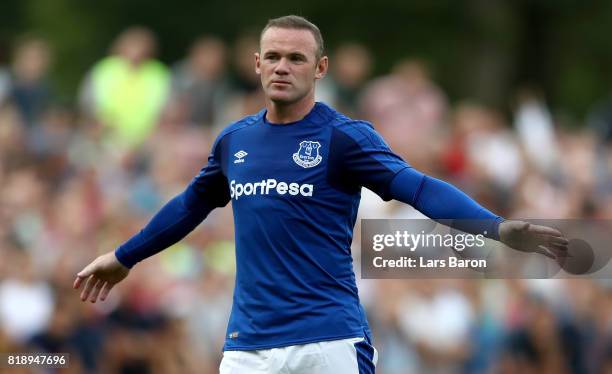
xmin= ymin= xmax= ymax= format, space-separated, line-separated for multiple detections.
xmin=222 ymin=331 xmax=365 ymax=351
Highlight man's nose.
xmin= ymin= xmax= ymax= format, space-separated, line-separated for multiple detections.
xmin=274 ymin=58 xmax=289 ymax=75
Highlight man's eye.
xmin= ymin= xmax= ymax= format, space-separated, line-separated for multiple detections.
xmin=265 ymin=55 xmax=279 ymax=61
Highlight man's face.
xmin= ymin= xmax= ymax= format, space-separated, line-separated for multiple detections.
xmin=256 ymin=27 xmax=327 ymax=104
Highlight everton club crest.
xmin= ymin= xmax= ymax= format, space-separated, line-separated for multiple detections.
xmin=293 ymin=140 xmax=322 ymax=168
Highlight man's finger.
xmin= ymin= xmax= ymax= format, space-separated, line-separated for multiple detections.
xmin=547 ymin=243 xmax=570 ymax=256
xmin=537 ymin=244 xmax=571 ymax=259
xmin=80 ymin=275 xmax=96 ymax=302
xmin=89 ymin=280 xmax=105 ymax=303
xmin=73 ymin=276 xmax=84 ymax=290
xmin=100 ymin=282 xmax=115 ymax=301
xmin=77 ymin=262 xmax=96 ymax=279
xmin=527 ymin=224 xmax=563 ymax=237
xmin=74 ymin=265 xmax=94 ymax=289
xmin=536 ymin=245 xmax=556 ymax=259
xmin=544 ymin=235 xmax=569 ymax=246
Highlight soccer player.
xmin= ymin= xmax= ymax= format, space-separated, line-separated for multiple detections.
xmin=74 ymin=15 xmax=568 ymax=373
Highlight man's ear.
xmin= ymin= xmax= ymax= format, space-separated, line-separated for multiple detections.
xmin=255 ymin=52 xmax=261 ymax=75
xmin=315 ymin=56 xmax=328 ymax=80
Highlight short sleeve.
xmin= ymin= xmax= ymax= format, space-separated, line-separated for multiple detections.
xmin=328 ymin=121 xmax=410 ymax=200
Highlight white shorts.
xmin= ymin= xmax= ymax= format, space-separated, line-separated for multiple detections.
xmin=219 ymin=336 xmax=378 ymax=374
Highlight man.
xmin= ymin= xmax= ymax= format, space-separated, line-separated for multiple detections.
xmin=74 ymin=15 xmax=568 ymax=373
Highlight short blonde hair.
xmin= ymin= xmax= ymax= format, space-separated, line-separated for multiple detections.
xmin=260 ymin=15 xmax=324 ymax=60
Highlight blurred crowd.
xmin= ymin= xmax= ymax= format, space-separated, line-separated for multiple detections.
xmin=0 ymin=26 xmax=611 ymax=373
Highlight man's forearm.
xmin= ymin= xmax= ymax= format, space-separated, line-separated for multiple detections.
xmin=114 ymin=186 xmax=214 ymax=268
xmin=388 ymin=167 xmax=504 ymax=240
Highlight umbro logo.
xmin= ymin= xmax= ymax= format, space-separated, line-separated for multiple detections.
xmin=234 ymin=150 xmax=248 ymax=164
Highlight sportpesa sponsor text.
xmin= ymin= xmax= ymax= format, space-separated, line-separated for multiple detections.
xmin=230 ymin=179 xmax=314 ymax=200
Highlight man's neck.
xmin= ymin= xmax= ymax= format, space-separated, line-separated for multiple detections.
xmin=265 ymin=97 xmax=316 ymax=124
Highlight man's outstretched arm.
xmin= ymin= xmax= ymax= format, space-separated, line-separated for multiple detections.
xmin=73 ymin=185 xmax=218 ymax=303
xmin=114 ymin=186 xmax=216 ymax=268
xmin=388 ymin=167 xmax=504 ymax=239
xmin=388 ymin=167 xmax=568 ymax=256
xmin=332 ymin=120 xmax=568 ymax=257
xmin=74 ymin=131 xmax=231 ymax=303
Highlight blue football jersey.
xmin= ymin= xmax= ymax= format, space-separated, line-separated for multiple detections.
xmin=188 ymin=102 xmax=409 ymax=350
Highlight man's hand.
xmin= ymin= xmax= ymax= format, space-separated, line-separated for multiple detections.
xmin=73 ymin=251 xmax=130 ymax=303
xmin=498 ymin=220 xmax=569 ymax=259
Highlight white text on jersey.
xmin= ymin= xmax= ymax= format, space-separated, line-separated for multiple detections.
xmin=230 ymin=179 xmax=313 ymax=200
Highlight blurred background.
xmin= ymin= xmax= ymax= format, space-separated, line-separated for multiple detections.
xmin=0 ymin=1 xmax=611 ymax=373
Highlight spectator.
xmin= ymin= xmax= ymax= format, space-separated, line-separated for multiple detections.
xmin=215 ymin=33 xmax=264 ymax=128
xmin=513 ymin=86 xmax=560 ymax=176
xmin=171 ymin=36 xmax=231 ymax=129
xmin=0 ymin=249 xmax=54 ymax=343
xmin=360 ymin=58 xmax=448 ymax=168
xmin=9 ymin=36 xmax=54 ymax=127
xmin=320 ymin=42 xmax=372 ymax=117
xmin=79 ymin=27 xmax=170 ymax=149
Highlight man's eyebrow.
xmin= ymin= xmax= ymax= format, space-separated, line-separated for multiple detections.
xmin=262 ymin=50 xmax=308 ymax=57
